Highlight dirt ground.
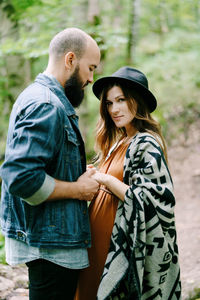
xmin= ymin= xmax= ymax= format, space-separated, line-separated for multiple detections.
xmin=168 ymin=123 xmax=200 ymax=299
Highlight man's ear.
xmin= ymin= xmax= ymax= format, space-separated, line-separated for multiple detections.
xmin=64 ymin=52 xmax=77 ymax=71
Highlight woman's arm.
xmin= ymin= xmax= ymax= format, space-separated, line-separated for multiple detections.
xmin=92 ymin=171 xmax=129 ymax=201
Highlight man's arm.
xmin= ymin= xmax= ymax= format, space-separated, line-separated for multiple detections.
xmin=47 ymin=169 xmax=99 ymax=202
xmin=23 ymin=169 xmax=99 ymax=206
xmin=1 ymin=103 xmax=99 ymax=206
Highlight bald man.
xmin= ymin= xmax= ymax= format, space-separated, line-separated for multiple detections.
xmin=0 ymin=28 xmax=101 ymax=300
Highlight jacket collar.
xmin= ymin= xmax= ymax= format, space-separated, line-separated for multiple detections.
xmin=35 ymin=73 xmax=76 ymax=116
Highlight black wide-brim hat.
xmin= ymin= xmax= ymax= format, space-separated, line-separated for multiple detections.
xmin=92 ymin=66 xmax=157 ymax=113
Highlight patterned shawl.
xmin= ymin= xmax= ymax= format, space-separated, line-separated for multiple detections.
xmin=97 ymin=133 xmax=181 ymax=300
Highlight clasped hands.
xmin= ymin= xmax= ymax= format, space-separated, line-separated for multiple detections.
xmin=76 ymin=165 xmax=107 ymax=201
xmin=87 ymin=164 xmax=110 ymax=186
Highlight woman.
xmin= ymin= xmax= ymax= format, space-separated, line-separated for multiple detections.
xmin=75 ymin=67 xmax=181 ymax=300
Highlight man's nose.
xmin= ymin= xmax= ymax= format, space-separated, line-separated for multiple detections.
xmin=88 ymin=72 xmax=94 ymax=83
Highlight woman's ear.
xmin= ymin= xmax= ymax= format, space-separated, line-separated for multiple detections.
xmin=64 ymin=51 xmax=77 ymax=71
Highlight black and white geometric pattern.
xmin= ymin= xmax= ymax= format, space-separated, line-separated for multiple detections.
xmin=97 ymin=133 xmax=181 ymax=300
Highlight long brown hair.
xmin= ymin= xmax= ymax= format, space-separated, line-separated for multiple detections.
xmin=94 ymin=81 xmax=168 ymax=164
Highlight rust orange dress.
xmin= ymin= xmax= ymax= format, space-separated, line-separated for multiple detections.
xmin=74 ymin=141 xmax=129 ymax=300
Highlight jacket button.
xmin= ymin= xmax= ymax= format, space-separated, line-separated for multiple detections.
xmin=17 ymin=232 xmax=23 ymax=237
xmin=85 ymin=240 xmax=88 ymax=244
xmin=83 ymin=210 xmax=86 ymax=215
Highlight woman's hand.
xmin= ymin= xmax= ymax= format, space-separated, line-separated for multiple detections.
xmin=87 ymin=164 xmax=97 ymax=171
xmin=91 ymin=170 xmax=129 ymax=201
xmin=91 ymin=171 xmax=110 ymax=186
xmin=87 ymin=164 xmax=109 ymax=185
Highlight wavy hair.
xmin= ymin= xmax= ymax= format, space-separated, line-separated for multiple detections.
xmin=94 ymin=81 xmax=168 ymax=164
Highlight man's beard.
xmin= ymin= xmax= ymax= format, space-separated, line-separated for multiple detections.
xmin=64 ymin=65 xmax=86 ymax=108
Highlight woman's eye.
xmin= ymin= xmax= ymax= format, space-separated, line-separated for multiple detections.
xmin=119 ymin=98 xmax=125 ymax=102
xmin=106 ymin=101 xmax=112 ymax=106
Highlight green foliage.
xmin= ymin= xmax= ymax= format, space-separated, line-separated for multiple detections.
xmin=135 ymin=27 xmax=200 ymax=143
xmin=0 ymin=0 xmax=199 ymax=152
xmin=0 ymin=233 xmax=6 ymax=264
xmin=186 ymin=287 xmax=200 ymax=300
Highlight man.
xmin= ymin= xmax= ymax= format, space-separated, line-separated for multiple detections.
xmin=0 ymin=28 xmax=101 ymax=300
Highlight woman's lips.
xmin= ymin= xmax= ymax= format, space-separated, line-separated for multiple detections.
xmin=113 ymin=116 xmax=123 ymax=120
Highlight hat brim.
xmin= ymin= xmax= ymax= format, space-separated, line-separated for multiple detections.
xmin=92 ymin=76 xmax=157 ymax=113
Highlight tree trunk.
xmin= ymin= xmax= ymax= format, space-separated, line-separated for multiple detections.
xmin=194 ymin=0 xmax=200 ymax=27
xmin=158 ymin=0 xmax=169 ymax=34
xmin=87 ymin=0 xmax=100 ymax=24
xmin=127 ymin=0 xmax=140 ymax=65
xmin=0 ymin=2 xmax=32 ymax=105
xmin=77 ymin=0 xmax=101 ymax=150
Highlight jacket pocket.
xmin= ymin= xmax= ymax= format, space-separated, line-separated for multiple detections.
xmin=63 ymin=126 xmax=81 ymax=180
xmin=65 ymin=125 xmax=80 ymax=146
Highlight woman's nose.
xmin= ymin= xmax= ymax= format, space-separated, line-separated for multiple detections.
xmin=111 ymin=103 xmax=120 ymax=113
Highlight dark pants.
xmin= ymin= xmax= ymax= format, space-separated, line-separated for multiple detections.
xmin=26 ymin=259 xmax=79 ymax=300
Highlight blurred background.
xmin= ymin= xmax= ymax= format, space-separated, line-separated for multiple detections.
xmin=0 ymin=0 xmax=200 ymax=159
xmin=0 ymin=1 xmax=200 ymax=298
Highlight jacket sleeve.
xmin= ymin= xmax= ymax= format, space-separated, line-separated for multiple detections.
xmin=1 ymin=102 xmax=63 ymax=203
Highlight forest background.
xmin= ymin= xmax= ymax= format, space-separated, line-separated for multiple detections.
xmin=0 ymin=0 xmax=200 ymax=296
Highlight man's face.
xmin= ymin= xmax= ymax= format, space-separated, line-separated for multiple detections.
xmin=64 ymin=64 xmax=85 ymax=108
xmin=65 ymin=39 xmax=100 ymax=108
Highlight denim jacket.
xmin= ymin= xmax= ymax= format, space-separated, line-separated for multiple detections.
xmin=0 ymin=73 xmax=91 ymax=249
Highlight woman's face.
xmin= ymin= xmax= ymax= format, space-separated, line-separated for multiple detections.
xmin=106 ymin=85 xmax=137 ymax=135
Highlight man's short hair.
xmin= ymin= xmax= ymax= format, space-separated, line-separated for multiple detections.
xmin=49 ymin=28 xmax=88 ymax=60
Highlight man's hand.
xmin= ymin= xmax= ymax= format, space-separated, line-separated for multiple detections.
xmin=77 ymin=169 xmax=100 ymax=201
xmin=47 ymin=169 xmax=99 ymax=202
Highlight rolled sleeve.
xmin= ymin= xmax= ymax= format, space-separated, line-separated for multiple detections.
xmin=24 ymin=174 xmax=55 ymax=206
xmin=1 ymin=102 xmax=63 ymax=199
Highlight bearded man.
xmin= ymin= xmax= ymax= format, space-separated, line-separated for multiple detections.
xmin=0 ymin=28 xmax=101 ymax=300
